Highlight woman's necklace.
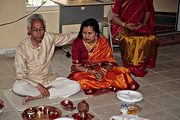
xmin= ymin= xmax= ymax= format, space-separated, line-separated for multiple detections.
xmin=83 ymin=39 xmax=97 ymax=53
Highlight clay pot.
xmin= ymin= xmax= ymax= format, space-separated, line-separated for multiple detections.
xmin=77 ymin=100 xmax=89 ymax=113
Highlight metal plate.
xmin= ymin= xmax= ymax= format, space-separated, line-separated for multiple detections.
xmin=22 ymin=106 xmax=62 ymax=120
xmin=116 ymin=90 xmax=143 ymax=103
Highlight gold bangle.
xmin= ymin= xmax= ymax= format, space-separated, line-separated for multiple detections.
xmin=122 ymin=22 xmax=126 ymax=27
xmin=108 ymin=62 xmax=113 ymax=66
xmin=85 ymin=68 xmax=89 ymax=72
xmin=101 ymin=68 xmax=107 ymax=75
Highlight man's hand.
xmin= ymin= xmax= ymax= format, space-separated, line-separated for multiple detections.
xmin=36 ymin=83 xmax=50 ymax=97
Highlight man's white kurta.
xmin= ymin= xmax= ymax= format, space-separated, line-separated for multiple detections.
xmin=13 ymin=32 xmax=80 ymax=98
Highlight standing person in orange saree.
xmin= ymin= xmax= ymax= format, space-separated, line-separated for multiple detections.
xmin=112 ymin=0 xmax=158 ymax=77
xmin=68 ymin=18 xmax=139 ymax=94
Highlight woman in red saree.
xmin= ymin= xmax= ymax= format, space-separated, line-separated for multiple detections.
xmin=112 ymin=0 xmax=158 ymax=77
xmin=68 ymin=18 xmax=139 ymax=93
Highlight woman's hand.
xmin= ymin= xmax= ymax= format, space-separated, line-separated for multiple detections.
xmin=125 ymin=23 xmax=137 ymax=30
xmin=125 ymin=22 xmax=146 ymax=30
xmin=94 ymin=71 xmax=104 ymax=81
xmin=36 ymin=83 xmax=50 ymax=97
xmin=88 ymin=69 xmax=104 ymax=81
xmin=133 ymin=23 xmax=146 ymax=30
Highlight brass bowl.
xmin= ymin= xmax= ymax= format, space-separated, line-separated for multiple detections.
xmin=84 ymin=89 xmax=97 ymax=95
xmin=108 ymin=86 xmax=118 ymax=92
xmin=22 ymin=106 xmax=62 ymax=120
xmin=72 ymin=112 xmax=94 ymax=120
xmin=60 ymin=100 xmax=76 ymax=111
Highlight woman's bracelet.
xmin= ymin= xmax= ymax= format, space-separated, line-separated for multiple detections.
xmin=122 ymin=22 xmax=126 ymax=27
xmin=85 ymin=68 xmax=89 ymax=72
xmin=101 ymin=68 xmax=107 ymax=75
xmin=108 ymin=62 xmax=113 ymax=66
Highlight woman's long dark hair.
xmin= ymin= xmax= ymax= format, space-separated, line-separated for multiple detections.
xmin=77 ymin=18 xmax=100 ymax=39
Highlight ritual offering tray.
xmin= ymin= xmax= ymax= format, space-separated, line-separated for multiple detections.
xmin=22 ymin=106 xmax=62 ymax=120
xmin=60 ymin=99 xmax=76 ymax=111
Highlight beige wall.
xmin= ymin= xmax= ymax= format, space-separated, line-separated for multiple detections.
xmin=0 ymin=0 xmax=60 ymax=49
xmin=33 ymin=11 xmax=59 ymax=33
xmin=0 ymin=0 xmax=26 ymax=48
xmin=0 ymin=0 xmax=179 ymax=49
xmin=154 ymin=0 xmax=179 ymax=12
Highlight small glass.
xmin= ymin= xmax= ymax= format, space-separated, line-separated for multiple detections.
xmin=120 ymin=104 xmax=128 ymax=115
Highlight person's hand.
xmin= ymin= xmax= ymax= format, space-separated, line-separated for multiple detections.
xmin=94 ymin=71 xmax=104 ymax=81
xmin=87 ymin=69 xmax=104 ymax=81
xmin=125 ymin=23 xmax=136 ymax=30
xmin=36 ymin=83 xmax=50 ymax=97
xmin=133 ymin=23 xmax=146 ymax=30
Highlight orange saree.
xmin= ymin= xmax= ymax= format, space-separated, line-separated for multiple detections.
xmin=68 ymin=35 xmax=139 ymax=90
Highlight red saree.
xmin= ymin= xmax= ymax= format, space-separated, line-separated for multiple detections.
xmin=112 ymin=0 xmax=155 ymax=36
xmin=68 ymin=35 xmax=139 ymax=90
xmin=112 ymin=0 xmax=158 ymax=77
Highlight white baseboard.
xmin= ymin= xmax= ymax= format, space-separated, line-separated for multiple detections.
xmin=0 ymin=48 xmax=16 ymax=55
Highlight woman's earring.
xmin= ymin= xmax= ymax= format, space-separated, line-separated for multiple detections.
xmin=27 ymin=32 xmax=31 ymax=36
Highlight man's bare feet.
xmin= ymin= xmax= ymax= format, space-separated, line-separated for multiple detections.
xmin=22 ymin=86 xmax=52 ymax=105
xmin=22 ymin=95 xmax=43 ymax=105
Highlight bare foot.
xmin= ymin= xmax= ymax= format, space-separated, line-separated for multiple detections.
xmin=22 ymin=95 xmax=43 ymax=105
xmin=22 ymin=86 xmax=52 ymax=105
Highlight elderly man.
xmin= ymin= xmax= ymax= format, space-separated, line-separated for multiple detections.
xmin=12 ymin=14 xmax=80 ymax=104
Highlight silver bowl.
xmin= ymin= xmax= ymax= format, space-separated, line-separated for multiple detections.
xmin=60 ymin=100 xmax=76 ymax=111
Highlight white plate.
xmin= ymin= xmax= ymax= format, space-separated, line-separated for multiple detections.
xmin=55 ymin=117 xmax=74 ymax=120
xmin=116 ymin=90 xmax=143 ymax=103
xmin=110 ymin=115 xmax=149 ymax=120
